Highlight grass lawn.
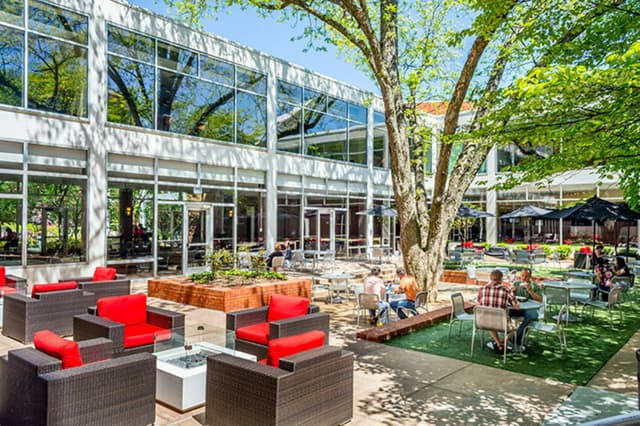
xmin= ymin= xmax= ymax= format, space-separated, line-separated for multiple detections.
xmin=386 ymin=290 xmax=640 ymax=385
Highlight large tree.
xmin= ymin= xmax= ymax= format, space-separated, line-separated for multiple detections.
xmin=164 ymin=0 xmax=639 ymax=300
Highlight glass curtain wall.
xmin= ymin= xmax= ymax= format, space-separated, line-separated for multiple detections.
xmin=106 ymin=183 xmax=154 ymax=261
xmin=276 ymin=80 xmax=371 ymax=166
xmin=0 ymin=0 xmax=88 ymax=116
xmin=236 ymin=190 xmax=264 ymax=251
xmin=277 ymin=193 xmax=301 ymax=249
xmin=106 ymin=25 xmax=267 ymax=146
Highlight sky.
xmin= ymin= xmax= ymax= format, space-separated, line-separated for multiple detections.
xmin=128 ymin=0 xmax=381 ymax=94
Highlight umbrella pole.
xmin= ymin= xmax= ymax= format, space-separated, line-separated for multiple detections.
xmin=592 ymin=220 xmax=596 ymax=262
xmin=627 ymin=221 xmax=631 ymax=262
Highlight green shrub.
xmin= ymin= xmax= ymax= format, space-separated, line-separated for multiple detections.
xmin=442 ymin=260 xmax=462 ymax=270
xmin=205 ymin=249 xmax=234 ymax=274
xmin=190 ymin=268 xmax=287 ymax=285
xmin=540 ymin=244 xmax=552 ymax=256
xmin=554 ymin=245 xmax=573 ymax=259
xmin=251 ymin=250 xmax=268 ymax=272
xmin=496 ymin=242 xmax=511 ymax=249
xmin=515 ymin=244 xmax=528 ymax=251
xmin=481 ymin=242 xmax=492 ymax=251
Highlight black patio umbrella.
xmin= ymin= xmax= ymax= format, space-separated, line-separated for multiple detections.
xmin=456 ymin=205 xmax=494 ymax=249
xmin=542 ymin=196 xmax=640 ymax=262
xmin=457 ymin=205 xmax=494 ymax=219
xmin=356 ymin=205 xmax=398 ymax=217
xmin=500 ymin=205 xmax=552 ymax=245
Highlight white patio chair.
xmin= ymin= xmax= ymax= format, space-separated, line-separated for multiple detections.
xmin=582 ymin=287 xmax=624 ymax=326
xmin=522 ymin=304 xmax=567 ymax=352
xmin=357 ymin=293 xmax=388 ymax=326
xmin=471 ymin=305 xmax=515 ymax=364
xmin=448 ymin=292 xmax=473 ymax=338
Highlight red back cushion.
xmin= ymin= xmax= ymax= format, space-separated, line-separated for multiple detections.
xmin=93 ymin=267 xmax=117 ymax=282
xmin=31 ymin=281 xmax=78 ymax=298
xmin=267 ymin=294 xmax=310 ymax=322
xmin=0 ymin=266 xmax=5 ymax=285
xmin=33 ymin=330 xmax=83 ymax=369
xmin=267 ymin=330 xmax=326 ymax=368
xmin=97 ymin=294 xmax=147 ymax=326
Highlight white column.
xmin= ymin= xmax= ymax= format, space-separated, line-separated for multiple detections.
xmin=86 ymin=1 xmax=108 ymax=268
xmin=264 ymin=66 xmax=278 ymax=251
xmin=365 ymin=107 xmax=374 ymax=250
xmin=485 ymin=146 xmax=498 ymax=244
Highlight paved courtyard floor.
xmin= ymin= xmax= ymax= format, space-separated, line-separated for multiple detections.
xmin=1 ymin=260 xmax=637 ymax=425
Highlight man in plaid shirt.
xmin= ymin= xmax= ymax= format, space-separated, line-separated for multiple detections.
xmin=477 ymin=269 xmax=520 ymax=352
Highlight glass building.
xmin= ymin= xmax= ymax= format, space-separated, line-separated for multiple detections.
xmin=0 ymin=0 xmax=630 ymax=281
xmin=0 ymin=0 xmax=395 ymax=280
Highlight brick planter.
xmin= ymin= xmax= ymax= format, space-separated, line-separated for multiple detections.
xmin=440 ymin=270 xmax=468 ymax=284
xmin=147 ymin=277 xmax=311 ymax=312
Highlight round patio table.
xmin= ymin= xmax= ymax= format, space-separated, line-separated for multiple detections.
xmin=541 ymin=280 xmax=596 ymax=324
xmin=320 ymin=272 xmax=354 ymax=304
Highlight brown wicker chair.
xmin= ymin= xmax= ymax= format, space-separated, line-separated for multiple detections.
xmin=226 ymin=302 xmax=329 ymax=360
xmin=59 ymin=273 xmax=130 ymax=299
xmin=2 ymin=288 xmax=97 ymax=343
xmin=206 ymin=345 xmax=354 ymax=426
xmin=73 ymin=295 xmax=185 ymax=357
xmin=0 ymin=337 xmax=156 ymax=426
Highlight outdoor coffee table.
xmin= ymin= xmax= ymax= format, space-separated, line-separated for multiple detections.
xmin=153 ymin=328 xmax=255 ymax=411
xmin=320 ymin=272 xmax=354 ymax=303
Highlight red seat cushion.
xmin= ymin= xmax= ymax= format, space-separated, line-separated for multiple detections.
xmin=33 ymin=330 xmax=83 ymax=369
xmin=93 ymin=266 xmax=117 ymax=282
xmin=236 ymin=322 xmax=270 ymax=345
xmin=0 ymin=266 xmax=5 ymax=285
xmin=31 ymin=281 xmax=78 ymax=298
xmin=267 ymin=330 xmax=326 ymax=368
xmin=267 ymin=294 xmax=310 ymax=322
xmin=97 ymin=294 xmax=147 ymax=326
xmin=123 ymin=323 xmax=171 ymax=348
xmin=0 ymin=286 xmax=17 ymax=295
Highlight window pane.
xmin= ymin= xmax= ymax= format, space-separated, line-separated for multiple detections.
xmin=373 ymin=111 xmax=385 ymax=123
xmin=0 ymin=0 xmax=23 ymax=26
xmin=107 ymin=25 xmax=154 ymax=64
xmin=348 ymin=122 xmax=367 ymax=164
xmin=28 ymin=34 xmax=88 ymax=117
xmin=304 ymin=112 xmax=347 ymax=161
xmin=0 ymin=198 xmax=21 ymax=265
xmin=200 ymin=55 xmax=234 ymax=86
xmin=157 ymin=70 xmax=234 ymax=142
xmin=107 ymin=55 xmax=154 ymax=128
xmin=237 ymin=66 xmax=266 ymax=94
xmin=157 ymin=41 xmax=197 ymax=75
xmin=236 ymin=191 xmax=264 ymax=248
xmin=277 ymin=102 xmax=301 ymax=153
xmin=277 ymin=80 xmax=301 ymax=105
xmin=237 ymin=91 xmax=266 ymax=147
xmin=0 ymin=173 xmax=22 ymax=193
xmin=0 ymin=26 xmax=23 ymax=107
xmin=327 ymin=97 xmax=347 ymax=118
xmin=373 ymin=122 xmax=386 ymax=167
xmin=27 ymin=179 xmax=86 ymax=265
xmin=106 ymin=184 xmax=154 ymax=262
xmin=304 ymin=88 xmax=326 ymax=112
xmin=349 ymin=104 xmax=367 ymax=123
xmin=28 ymin=0 xmax=88 ymax=44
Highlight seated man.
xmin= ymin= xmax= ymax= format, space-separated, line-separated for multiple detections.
xmin=390 ymin=268 xmax=419 ymax=319
xmin=363 ymin=267 xmax=389 ymax=325
xmin=476 ymin=269 xmax=519 ymax=353
xmin=508 ymin=268 xmax=542 ymax=353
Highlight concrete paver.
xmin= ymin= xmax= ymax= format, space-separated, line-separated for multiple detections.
xmin=1 ymin=262 xmax=636 ymax=425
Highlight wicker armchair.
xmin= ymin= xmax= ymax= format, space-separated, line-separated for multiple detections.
xmin=59 ymin=274 xmax=130 ymax=299
xmin=206 ymin=345 xmax=354 ymax=426
xmin=2 ymin=288 xmax=97 ymax=343
xmin=0 ymin=338 xmax=156 ymax=426
xmin=73 ymin=294 xmax=185 ymax=357
xmin=0 ymin=266 xmax=27 ymax=294
xmin=227 ymin=301 xmax=329 ymax=360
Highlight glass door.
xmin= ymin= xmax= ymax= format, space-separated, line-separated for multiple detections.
xmin=303 ymin=208 xmax=347 ymax=253
xmin=0 ymin=197 xmax=22 ymax=266
xmin=212 ymin=204 xmax=234 ymax=250
xmin=157 ymin=204 xmax=183 ymax=274
xmin=184 ymin=204 xmax=212 ymax=275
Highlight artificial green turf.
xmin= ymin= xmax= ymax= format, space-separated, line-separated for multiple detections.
xmin=386 ymin=292 xmax=640 ymax=385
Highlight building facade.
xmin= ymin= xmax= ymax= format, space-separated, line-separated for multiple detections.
xmin=0 ymin=0 xmax=631 ymax=283
xmin=0 ymin=0 xmax=395 ymax=282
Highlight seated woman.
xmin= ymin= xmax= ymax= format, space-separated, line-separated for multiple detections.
xmin=266 ymin=243 xmax=284 ymax=268
xmin=597 ymin=256 xmax=630 ymax=301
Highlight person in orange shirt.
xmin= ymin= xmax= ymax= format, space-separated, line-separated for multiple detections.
xmin=391 ymin=268 xmax=419 ymax=319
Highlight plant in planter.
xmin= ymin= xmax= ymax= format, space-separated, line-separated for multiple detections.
xmin=190 ymin=249 xmax=287 ymax=286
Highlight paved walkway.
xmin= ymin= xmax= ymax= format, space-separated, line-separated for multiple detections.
xmin=1 ymin=261 xmax=637 ymax=425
